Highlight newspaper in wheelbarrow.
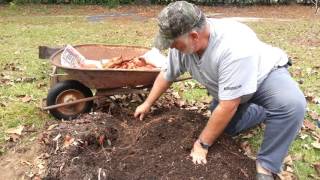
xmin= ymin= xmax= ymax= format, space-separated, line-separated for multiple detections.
xmin=61 ymin=45 xmax=167 ymax=69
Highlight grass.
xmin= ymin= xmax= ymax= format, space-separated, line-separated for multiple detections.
xmin=0 ymin=7 xmax=157 ymax=146
xmin=0 ymin=4 xmax=319 ymax=179
xmin=248 ymin=20 xmax=320 ymax=179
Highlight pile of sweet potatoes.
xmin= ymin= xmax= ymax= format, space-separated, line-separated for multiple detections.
xmin=103 ymin=56 xmax=156 ymax=70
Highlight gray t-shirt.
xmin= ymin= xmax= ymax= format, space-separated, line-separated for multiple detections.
xmin=163 ymin=18 xmax=288 ymax=103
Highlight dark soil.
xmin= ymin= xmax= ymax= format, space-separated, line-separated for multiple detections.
xmin=42 ymin=107 xmax=255 ymax=180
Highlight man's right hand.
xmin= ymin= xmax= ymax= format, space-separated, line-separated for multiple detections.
xmin=133 ymin=72 xmax=172 ymax=121
xmin=134 ymin=102 xmax=152 ymax=121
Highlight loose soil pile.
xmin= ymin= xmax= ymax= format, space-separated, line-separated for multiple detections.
xmin=42 ymin=107 xmax=255 ymax=180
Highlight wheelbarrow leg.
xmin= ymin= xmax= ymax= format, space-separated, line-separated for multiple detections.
xmin=50 ymin=66 xmax=58 ymax=88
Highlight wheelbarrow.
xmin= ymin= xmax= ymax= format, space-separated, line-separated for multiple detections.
xmin=40 ymin=44 xmax=190 ymax=120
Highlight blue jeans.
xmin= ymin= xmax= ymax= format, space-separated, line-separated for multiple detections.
xmin=209 ymin=67 xmax=306 ymax=173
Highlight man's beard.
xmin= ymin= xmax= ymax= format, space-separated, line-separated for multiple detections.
xmin=181 ymin=37 xmax=195 ymax=55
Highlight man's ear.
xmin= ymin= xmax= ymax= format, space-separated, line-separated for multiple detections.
xmin=190 ymin=31 xmax=199 ymax=41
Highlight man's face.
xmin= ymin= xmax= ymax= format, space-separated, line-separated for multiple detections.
xmin=170 ymin=33 xmax=197 ymax=54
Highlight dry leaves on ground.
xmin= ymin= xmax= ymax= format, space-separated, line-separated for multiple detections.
xmin=5 ymin=125 xmax=24 ymax=142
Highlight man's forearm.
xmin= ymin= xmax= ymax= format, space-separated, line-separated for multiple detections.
xmin=145 ymin=71 xmax=172 ymax=105
xmin=199 ymin=102 xmax=239 ymax=145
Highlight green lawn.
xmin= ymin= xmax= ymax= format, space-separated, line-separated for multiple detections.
xmin=0 ymin=4 xmax=319 ymax=179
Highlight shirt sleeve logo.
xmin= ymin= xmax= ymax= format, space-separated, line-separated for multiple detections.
xmin=224 ymin=85 xmax=242 ymax=91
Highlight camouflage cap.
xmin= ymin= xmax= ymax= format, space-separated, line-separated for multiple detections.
xmin=154 ymin=1 xmax=204 ymax=50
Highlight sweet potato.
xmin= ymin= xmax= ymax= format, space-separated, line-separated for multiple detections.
xmin=102 ymin=56 xmax=156 ymax=70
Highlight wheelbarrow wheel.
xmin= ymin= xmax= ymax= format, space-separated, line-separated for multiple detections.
xmin=46 ymin=80 xmax=93 ymax=120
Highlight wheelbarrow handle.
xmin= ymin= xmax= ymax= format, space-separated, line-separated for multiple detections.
xmin=39 ymin=46 xmax=63 ymax=59
xmin=42 ymin=96 xmax=100 ymax=111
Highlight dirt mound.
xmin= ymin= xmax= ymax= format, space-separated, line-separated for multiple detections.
xmin=42 ymin=108 xmax=255 ymax=180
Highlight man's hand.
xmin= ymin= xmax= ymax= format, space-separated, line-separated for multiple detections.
xmin=133 ymin=72 xmax=172 ymax=121
xmin=134 ymin=102 xmax=152 ymax=120
xmin=190 ymin=140 xmax=208 ymax=165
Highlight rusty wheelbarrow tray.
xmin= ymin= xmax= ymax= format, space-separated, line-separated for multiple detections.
xmin=41 ymin=44 xmax=190 ymax=120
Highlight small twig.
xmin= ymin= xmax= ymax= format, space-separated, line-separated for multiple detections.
xmin=98 ymin=168 xmax=102 ymax=180
xmin=53 ymin=134 xmax=61 ymax=154
xmin=120 ymin=154 xmax=136 ymax=161
xmin=100 ymin=146 xmax=112 ymax=162
xmin=239 ymin=168 xmax=249 ymax=178
xmin=59 ymin=162 xmax=65 ymax=173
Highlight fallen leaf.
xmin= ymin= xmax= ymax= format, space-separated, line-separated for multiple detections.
xmin=313 ymin=97 xmax=320 ymax=104
xmin=37 ymin=82 xmax=47 ymax=88
xmin=4 ymin=63 xmax=21 ymax=71
xmin=240 ymin=141 xmax=256 ymax=160
xmin=37 ymin=163 xmax=45 ymax=170
xmin=291 ymin=67 xmax=302 ymax=77
xmin=311 ymin=131 xmax=320 ymax=139
xmin=278 ymin=171 xmax=295 ymax=180
xmin=0 ymin=102 xmax=7 ymax=107
xmin=241 ymin=133 xmax=254 ymax=139
xmin=291 ymin=154 xmax=304 ymax=161
xmin=303 ymin=120 xmax=316 ymax=131
xmin=14 ymin=50 xmax=20 ymax=55
xmin=174 ymin=100 xmax=186 ymax=108
xmin=168 ymin=117 xmax=174 ymax=123
xmin=21 ymin=160 xmax=32 ymax=166
xmin=311 ymin=142 xmax=320 ymax=149
xmin=33 ymin=175 xmax=41 ymax=180
xmin=4 ymin=136 xmax=10 ymax=141
xmin=302 ymin=144 xmax=311 ymax=150
xmin=309 ymin=111 xmax=320 ymax=121
xmin=313 ymin=163 xmax=320 ymax=175
xmin=22 ymin=77 xmax=36 ymax=83
xmin=63 ymin=134 xmax=74 ymax=148
xmin=185 ymin=106 xmax=198 ymax=111
xmin=0 ymin=75 xmax=12 ymax=85
xmin=6 ymin=125 xmax=24 ymax=135
xmin=37 ymin=153 xmax=50 ymax=160
xmin=305 ymin=92 xmax=314 ymax=102
xmin=6 ymin=134 xmax=20 ymax=142
xmin=47 ymin=124 xmax=58 ymax=131
xmin=283 ymin=155 xmax=293 ymax=166
xmin=14 ymin=78 xmax=22 ymax=83
xmin=25 ymin=171 xmax=35 ymax=178
xmin=40 ymin=133 xmax=50 ymax=144
xmin=172 ymin=92 xmax=181 ymax=99
xmin=313 ymin=65 xmax=320 ymax=69
xmin=286 ymin=166 xmax=294 ymax=173
xmin=29 ymin=137 xmax=36 ymax=141
xmin=297 ymin=79 xmax=304 ymax=84
xmin=306 ymin=68 xmax=312 ymax=75
xmin=21 ymin=95 xmax=32 ymax=103
xmin=299 ymin=133 xmax=309 ymax=140
xmin=305 ymin=93 xmax=320 ymax=104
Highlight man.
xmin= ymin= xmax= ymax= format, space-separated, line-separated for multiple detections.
xmin=134 ymin=1 xmax=306 ymax=179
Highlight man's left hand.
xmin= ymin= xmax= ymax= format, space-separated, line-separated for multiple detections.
xmin=190 ymin=140 xmax=208 ymax=165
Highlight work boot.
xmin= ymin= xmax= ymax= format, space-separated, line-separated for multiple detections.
xmin=256 ymin=172 xmax=274 ymax=180
xmin=256 ymin=161 xmax=275 ymax=180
